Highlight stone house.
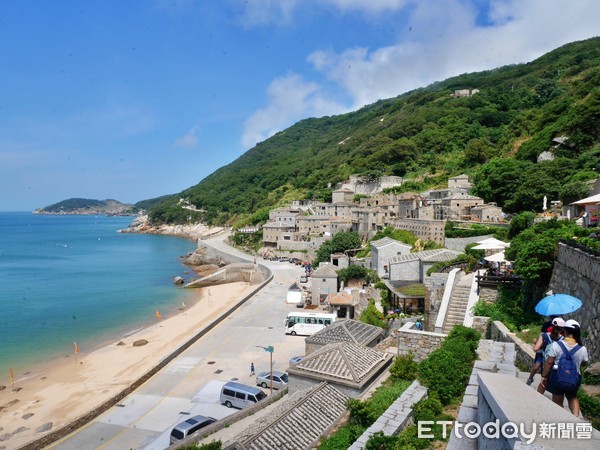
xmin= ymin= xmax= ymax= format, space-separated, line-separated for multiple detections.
xmin=390 ymin=218 xmax=446 ymax=246
xmin=287 ymin=342 xmax=393 ymax=398
xmin=324 ymin=291 xmax=355 ymax=319
xmin=311 ymin=264 xmax=339 ymax=305
xmin=371 ymin=237 xmax=412 ymax=278
xmin=304 ymin=319 xmax=385 ymax=355
xmin=471 ymin=203 xmax=504 ymax=222
xmin=321 ymin=217 xmax=353 ymax=236
xmin=268 ymin=208 xmax=300 ymax=227
xmin=388 ymin=248 xmax=463 ymax=283
xmin=262 ymin=222 xmax=296 ymax=247
xmin=448 ymin=174 xmax=472 ymax=191
xmin=332 ymin=188 xmax=355 ymax=203
xmin=438 ymin=194 xmax=484 ymax=221
xmin=296 ymin=215 xmax=325 ymax=235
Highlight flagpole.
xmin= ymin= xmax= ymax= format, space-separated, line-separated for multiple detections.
xmin=10 ymin=368 xmax=14 ymax=391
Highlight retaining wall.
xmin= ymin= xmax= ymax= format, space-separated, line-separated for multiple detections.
xmin=549 ymin=242 xmax=600 ymax=362
xmin=489 ymin=321 xmax=535 ymax=371
xmin=397 ymin=322 xmax=446 ymax=362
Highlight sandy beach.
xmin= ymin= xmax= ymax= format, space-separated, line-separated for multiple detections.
xmin=0 ymin=280 xmax=256 ymax=450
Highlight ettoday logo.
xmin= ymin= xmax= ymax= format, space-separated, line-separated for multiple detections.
xmin=417 ymin=420 xmax=593 ymax=443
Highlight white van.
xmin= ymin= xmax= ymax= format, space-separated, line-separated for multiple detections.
xmin=169 ymin=415 xmax=217 ymax=445
xmin=220 ymin=381 xmax=267 ymax=409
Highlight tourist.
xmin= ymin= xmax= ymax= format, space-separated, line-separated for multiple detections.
xmin=415 ymin=318 xmax=423 ymax=331
xmin=527 ymin=317 xmax=565 ymax=386
xmin=537 ymin=318 xmax=565 ymax=394
xmin=250 ymin=362 xmax=255 ymax=376
xmin=540 ymin=320 xmax=589 ymax=416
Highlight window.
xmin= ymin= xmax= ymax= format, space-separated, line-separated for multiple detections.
xmin=248 ymin=395 xmax=257 ymax=403
xmin=235 ymin=392 xmax=246 ymax=400
xmin=223 ymin=388 xmax=235 ymax=397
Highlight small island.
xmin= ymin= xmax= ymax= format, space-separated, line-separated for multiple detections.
xmin=33 ymin=198 xmax=139 ymax=216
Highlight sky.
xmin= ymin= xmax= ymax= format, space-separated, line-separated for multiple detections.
xmin=0 ymin=0 xmax=598 ymax=211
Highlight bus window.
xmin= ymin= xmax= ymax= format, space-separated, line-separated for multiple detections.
xmin=324 ymin=319 xmax=331 ymax=325
xmin=318 ymin=319 xmax=323 ymax=324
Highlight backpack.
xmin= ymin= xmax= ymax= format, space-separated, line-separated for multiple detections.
xmin=555 ymin=341 xmax=581 ymax=391
xmin=543 ymin=334 xmax=562 ymax=364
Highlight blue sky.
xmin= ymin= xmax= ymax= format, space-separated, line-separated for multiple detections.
xmin=1 ymin=0 xmax=598 ymax=211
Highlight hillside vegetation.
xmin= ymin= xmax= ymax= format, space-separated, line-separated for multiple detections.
xmin=146 ymin=37 xmax=600 ymax=225
xmin=35 ymin=198 xmax=138 ymax=215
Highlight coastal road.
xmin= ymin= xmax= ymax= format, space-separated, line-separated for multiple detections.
xmin=49 ymin=238 xmax=308 ymax=450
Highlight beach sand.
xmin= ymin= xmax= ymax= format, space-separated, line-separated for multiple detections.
xmin=0 ymin=281 xmax=256 ymax=449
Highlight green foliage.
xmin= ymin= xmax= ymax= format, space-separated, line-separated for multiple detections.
xmin=337 ymin=265 xmax=370 ymax=283
xmin=444 ymin=221 xmax=507 ymax=239
xmin=447 ymin=325 xmax=482 ymax=343
xmin=371 ymin=226 xmax=418 ymax=246
xmin=319 ymin=425 xmax=364 ymax=450
xmin=145 ymin=38 xmax=600 ymax=225
xmin=315 ymin=231 xmax=362 ymax=264
xmin=389 ymin=352 xmax=419 ymax=381
xmin=359 ymin=299 xmax=387 ymax=329
xmin=508 ymin=211 xmax=536 ymax=238
xmin=578 ymin=390 xmax=600 ymax=431
xmin=418 ymin=325 xmax=481 ymax=405
xmin=178 ymin=441 xmax=222 ymax=450
xmin=347 ymin=398 xmax=376 ymax=427
xmin=364 ymin=432 xmax=397 ymax=449
xmin=426 ymin=253 xmax=470 ymax=276
xmin=473 ymin=287 xmax=539 ymax=331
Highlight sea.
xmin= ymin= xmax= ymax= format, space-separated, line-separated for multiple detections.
xmin=0 ymin=212 xmax=198 ymax=380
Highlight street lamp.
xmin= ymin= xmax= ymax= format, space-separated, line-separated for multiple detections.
xmin=256 ymin=345 xmax=274 ymax=394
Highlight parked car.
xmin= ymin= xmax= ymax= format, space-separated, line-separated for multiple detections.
xmin=170 ymin=415 xmax=217 ymax=444
xmin=278 ymin=257 xmax=290 ymax=262
xmin=289 ymin=258 xmax=300 ymax=264
xmin=256 ymin=370 xmax=288 ymax=390
xmin=289 ymin=355 xmax=305 ymax=365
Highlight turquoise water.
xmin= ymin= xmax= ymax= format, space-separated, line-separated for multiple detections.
xmin=0 ymin=212 xmax=197 ymax=378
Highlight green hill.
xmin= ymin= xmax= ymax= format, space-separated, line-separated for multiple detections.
xmin=35 ymin=198 xmax=138 ymax=215
xmin=147 ymin=37 xmax=600 ymax=226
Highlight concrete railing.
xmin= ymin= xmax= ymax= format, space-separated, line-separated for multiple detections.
xmin=434 ymin=268 xmax=460 ymax=333
xmin=348 ymin=380 xmax=428 ymax=450
xmin=463 ymin=269 xmax=484 ymax=328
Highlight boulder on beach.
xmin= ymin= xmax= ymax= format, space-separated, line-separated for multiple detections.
xmin=173 ymin=276 xmax=185 ymax=285
xmin=133 ymin=339 xmax=149 ymax=347
xmin=116 ymin=341 xmax=126 ymax=346
xmin=35 ymin=422 xmax=53 ymax=433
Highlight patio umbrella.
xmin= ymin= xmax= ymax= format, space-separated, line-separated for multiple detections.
xmin=483 ymin=251 xmax=509 ymax=263
xmin=534 ymin=294 xmax=583 ymax=316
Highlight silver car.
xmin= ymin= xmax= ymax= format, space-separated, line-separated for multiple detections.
xmin=256 ymin=370 xmax=288 ymax=389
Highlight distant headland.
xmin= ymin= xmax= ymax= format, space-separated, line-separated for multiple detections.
xmin=33 ymin=198 xmax=139 ymax=216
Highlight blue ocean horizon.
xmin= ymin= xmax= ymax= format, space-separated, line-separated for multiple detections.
xmin=0 ymin=212 xmax=198 ymax=380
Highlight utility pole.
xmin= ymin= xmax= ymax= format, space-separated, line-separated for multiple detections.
xmin=256 ymin=345 xmax=274 ymax=394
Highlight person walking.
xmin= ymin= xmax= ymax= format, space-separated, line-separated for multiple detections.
xmin=536 ymin=318 xmax=564 ymax=394
xmin=540 ymin=320 xmax=588 ymax=417
xmin=527 ymin=317 xmax=565 ymax=386
xmin=250 ymin=362 xmax=255 ymax=376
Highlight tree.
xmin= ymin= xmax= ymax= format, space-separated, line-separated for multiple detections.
xmin=359 ymin=299 xmax=386 ymax=329
xmin=508 ymin=212 xmax=536 ymax=239
xmin=315 ymin=231 xmax=362 ymax=264
xmin=337 ymin=265 xmax=369 ymax=283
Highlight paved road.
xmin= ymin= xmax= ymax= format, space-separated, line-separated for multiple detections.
xmin=50 ymin=238 xmax=307 ymax=450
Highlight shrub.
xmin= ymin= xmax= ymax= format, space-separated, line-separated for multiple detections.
xmin=412 ymin=393 xmax=443 ymax=423
xmin=447 ymin=325 xmax=481 ymax=343
xmin=390 ymin=352 xmax=419 ymax=381
xmin=347 ymin=398 xmax=375 ymax=427
xmin=364 ymin=431 xmax=397 ymax=449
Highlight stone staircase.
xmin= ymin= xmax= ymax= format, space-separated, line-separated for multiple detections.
xmin=442 ymin=273 xmax=473 ymax=333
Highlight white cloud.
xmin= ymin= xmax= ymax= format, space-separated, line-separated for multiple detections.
xmin=236 ymin=0 xmax=300 ymax=27
xmin=241 ymin=74 xmax=347 ymax=148
xmin=242 ymin=0 xmax=599 ymax=148
xmin=325 ymin=0 xmax=411 ymax=14
xmin=173 ymin=125 xmax=200 ymax=148
xmin=308 ymin=0 xmax=600 ymax=108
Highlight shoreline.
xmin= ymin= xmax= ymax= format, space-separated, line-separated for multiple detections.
xmin=0 ymin=219 xmax=257 ymax=449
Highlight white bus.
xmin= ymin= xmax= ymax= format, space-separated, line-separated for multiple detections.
xmin=284 ymin=312 xmax=337 ymax=336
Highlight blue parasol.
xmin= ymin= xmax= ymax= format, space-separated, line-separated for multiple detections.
xmin=535 ymin=294 xmax=583 ymax=316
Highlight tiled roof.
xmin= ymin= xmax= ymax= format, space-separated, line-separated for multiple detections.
xmin=312 ymin=264 xmax=339 ymax=277
xmin=289 ymin=342 xmax=390 ymax=384
xmin=228 ymin=382 xmax=348 ymax=450
xmin=371 ymin=237 xmax=399 ymax=248
xmin=325 ymin=292 xmax=353 ymax=306
xmin=306 ymin=319 xmax=383 ymax=346
xmin=389 ymin=249 xmax=462 ymax=264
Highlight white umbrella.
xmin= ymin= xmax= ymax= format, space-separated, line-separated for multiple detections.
xmin=473 ymin=237 xmax=510 ymax=250
xmin=484 ymin=251 xmax=510 ymax=263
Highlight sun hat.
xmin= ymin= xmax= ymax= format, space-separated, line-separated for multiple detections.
xmin=565 ymin=319 xmax=580 ymax=329
xmin=551 ymin=317 xmax=566 ymax=327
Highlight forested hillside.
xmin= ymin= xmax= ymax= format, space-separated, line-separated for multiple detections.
xmin=34 ymin=198 xmax=138 ymax=215
xmin=146 ymin=37 xmax=600 ymax=225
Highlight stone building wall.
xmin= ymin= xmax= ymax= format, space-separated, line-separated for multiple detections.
xmin=396 ymin=322 xmax=446 ymax=361
xmin=549 ymin=242 xmax=600 ymax=362
xmin=390 ymin=218 xmax=446 ymax=246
